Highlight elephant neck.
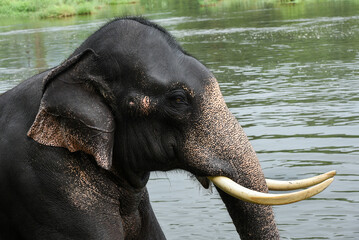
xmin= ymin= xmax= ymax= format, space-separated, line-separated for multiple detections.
xmin=123 ymin=170 xmax=150 ymax=189
xmin=109 ymin=166 xmax=150 ymax=190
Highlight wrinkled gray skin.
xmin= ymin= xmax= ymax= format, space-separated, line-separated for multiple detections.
xmin=0 ymin=17 xmax=279 ymax=239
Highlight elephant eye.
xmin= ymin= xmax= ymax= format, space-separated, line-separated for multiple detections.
xmin=168 ymin=90 xmax=188 ymax=107
xmin=175 ymin=96 xmax=185 ymax=104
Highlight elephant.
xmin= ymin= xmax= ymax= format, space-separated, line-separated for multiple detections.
xmin=0 ymin=17 xmax=335 ymax=239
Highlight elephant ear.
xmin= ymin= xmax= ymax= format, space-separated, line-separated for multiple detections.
xmin=27 ymin=49 xmax=115 ymax=170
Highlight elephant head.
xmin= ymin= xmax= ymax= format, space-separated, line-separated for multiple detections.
xmin=27 ymin=17 xmax=335 ymax=239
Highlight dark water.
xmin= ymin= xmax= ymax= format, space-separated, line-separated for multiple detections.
xmin=1 ymin=1 xmax=358 ymax=239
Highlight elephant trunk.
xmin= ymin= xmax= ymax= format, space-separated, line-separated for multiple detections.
xmin=215 ymin=141 xmax=279 ymax=239
xmin=183 ymin=78 xmax=279 ymax=239
xmin=218 ymin=190 xmax=279 ymax=239
xmin=210 ymin=109 xmax=280 ymax=239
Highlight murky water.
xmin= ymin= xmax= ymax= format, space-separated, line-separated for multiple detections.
xmin=1 ymin=1 xmax=358 ymax=239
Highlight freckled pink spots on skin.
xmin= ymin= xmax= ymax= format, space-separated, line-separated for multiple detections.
xmin=57 ymin=160 xmax=121 ymax=213
xmin=140 ymin=96 xmax=151 ymax=115
xmin=142 ymin=96 xmax=150 ymax=109
xmin=27 ymin=105 xmax=113 ymax=170
xmin=182 ymin=85 xmax=195 ymax=97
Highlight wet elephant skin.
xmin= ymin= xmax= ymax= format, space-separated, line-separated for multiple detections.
xmin=0 ymin=17 xmax=279 ymax=239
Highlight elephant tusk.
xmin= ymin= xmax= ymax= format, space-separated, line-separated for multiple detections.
xmin=266 ymin=170 xmax=337 ymax=191
xmin=208 ymin=176 xmax=334 ymax=205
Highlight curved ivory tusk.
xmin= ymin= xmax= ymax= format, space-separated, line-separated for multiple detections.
xmin=208 ymin=176 xmax=334 ymax=205
xmin=266 ymin=170 xmax=337 ymax=191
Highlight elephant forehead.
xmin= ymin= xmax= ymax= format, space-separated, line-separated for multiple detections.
xmin=141 ymin=55 xmax=213 ymax=93
xmin=92 ymin=19 xmax=213 ymax=93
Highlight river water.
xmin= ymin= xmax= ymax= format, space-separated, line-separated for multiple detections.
xmin=0 ymin=1 xmax=358 ymax=239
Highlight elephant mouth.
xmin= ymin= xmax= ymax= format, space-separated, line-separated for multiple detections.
xmin=196 ymin=171 xmax=336 ymax=205
xmin=195 ymin=176 xmax=211 ymax=189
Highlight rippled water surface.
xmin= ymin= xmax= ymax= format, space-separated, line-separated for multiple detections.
xmin=1 ymin=1 xmax=358 ymax=239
